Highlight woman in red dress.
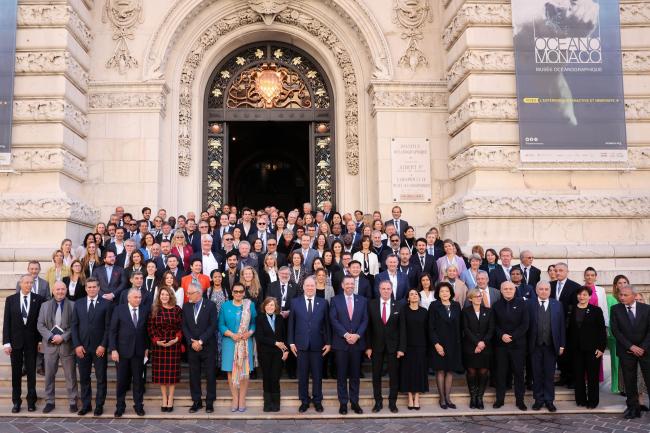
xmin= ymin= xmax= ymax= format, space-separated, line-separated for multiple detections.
xmin=147 ymin=286 xmax=183 ymax=412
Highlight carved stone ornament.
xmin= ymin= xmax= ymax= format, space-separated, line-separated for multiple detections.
xmin=368 ymin=82 xmax=447 ymax=115
xmin=178 ymin=6 xmax=361 ymax=176
xmin=393 ymin=0 xmax=432 ymax=71
xmin=248 ymin=0 xmax=289 ymax=25
xmin=15 ymin=50 xmax=89 ymax=91
xmin=11 ymin=148 xmax=88 ymax=181
xmin=102 ymin=0 xmax=144 ymax=74
xmin=13 ymin=99 xmax=89 ymax=138
xmin=0 ymin=194 xmax=99 ymax=225
xmin=17 ymin=5 xmax=93 ymax=50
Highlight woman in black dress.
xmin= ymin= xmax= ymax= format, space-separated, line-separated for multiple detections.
xmin=429 ymin=281 xmax=463 ymax=409
xmin=462 ymin=288 xmax=495 ymax=409
xmin=567 ymin=286 xmax=607 ymax=408
xmin=398 ymin=288 xmax=430 ymax=410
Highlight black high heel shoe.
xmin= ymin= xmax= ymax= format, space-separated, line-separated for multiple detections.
xmin=439 ymin=400 xmax=448 ymax=410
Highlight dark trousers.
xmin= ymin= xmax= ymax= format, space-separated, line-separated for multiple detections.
xmin=334 ymin=349 xmax=361 ymax=405
xmin=573 ymin=349 xmax=601 ymax=406
xmin=286 ymin=351 xmax=297 ymax=377
xmin=531 ymin=344 xmax=556 ymax=403
xmin=495 ymin=346 xmax=525 ymax=402
xmin=259 ymin=350 xmax=283 ymax=394
xmin=77 ymin=351 xmax=107 ymax=409
xmin=116 ymin=355 xmax=144 ymax=410
xmin=297 ymin=350 xmax=323 ymax=404
xmin=558 ymin=346 xmax=574 ymax=385
xmin=188 ymin=345 xmax=217 ymax=403
xmin=619 ymin=354 xmax=650 ymax=408
xmin=370 ymin=349 xmax=399 ymax=403
xmin=10 ymin=346 xmax=38 ymax=406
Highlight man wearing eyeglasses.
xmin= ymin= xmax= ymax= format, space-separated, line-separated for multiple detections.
xmin=248 ymin=215 xmax=272 ymax=254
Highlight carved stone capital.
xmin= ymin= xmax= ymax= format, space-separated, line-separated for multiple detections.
xmin=15 ymin=50 xmax=89 ymax=91
xmin=368 ymin=81 xmax=447 ymax=115
xmin=11 ymin=148 xmax=87 ymax=181
xmin=437 ymin=193 xmax=650 ymax=224
xmin=447 ymin=98 xmax=517 ymax=136
xmin=13 ymin=99 xmax=89 ymax=138
xmin=17 ymin=5 xmax=93 ymax=50
xmin=0 ymin=194 xmax=99 ymax=226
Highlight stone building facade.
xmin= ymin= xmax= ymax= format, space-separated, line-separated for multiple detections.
xmin=1 ymin=0 xmax=650 ymax=288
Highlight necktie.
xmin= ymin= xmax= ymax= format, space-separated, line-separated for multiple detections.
xmin=482 ymin=289 xmax=489 ymax=308
xmin=627 ymin=306 xmax=635 ymax=325
xmin=556 ymin=281 xmax=563 ymax=298
xmin=540 ymin=300 xmax=546 ymax=311
xmin=55 ymin=301 xmax=62 ymax=326
xmin=132 ymin=308 xmax=138 ymax=327
xmin=163 ymin=255 xmax=168 ymax=266
xmin=194 ymin=301 xmax=200 ymax=318
xmin=88 ymin=299 xmax=95 ymax=318
xmin=505 ymin=267 xmax=511 ymax=281
xmin=268 ymin=314 xmax=275 ymax=331
xmin=21 ymin=296 xmax=28 ymax=320
xmin=420 ymin=256 xmax=425 ymax=268
xmin=31 ymin=280 xmax=37 ymax=294
xmin=347 ymin=296 xmax=353 ymax=320
xmin=523 ymin=267 xmax=528 ymax=284
xmin=281 ymin=284 xmax=286 ymax=301
xmin=381 ymin=301 xmax=387 ymax=325
xmin=307 ymin=298 xmax=313 ymax=315
xmin=146 ymin=278 xmax=153 ymax=292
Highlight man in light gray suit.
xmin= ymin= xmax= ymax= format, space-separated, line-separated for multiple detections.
xmin=470 ymin=271 xmax=501 ymax=308
xmin=16 ymin=261 xmax=51 ymax=300
xmin=37 ymin=281 xmax=78 ymax=414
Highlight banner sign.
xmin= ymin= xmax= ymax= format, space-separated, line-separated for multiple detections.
xmin=390 ymin=137 xmax=432 ymax=203
xmin=0 ymin=0 xmax=18 ymax=165
xmin=512 ymin=0 xmax=627 ymax=162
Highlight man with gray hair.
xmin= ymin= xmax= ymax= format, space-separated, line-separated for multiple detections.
xmin=237 ymin=240 xmax=258 ymax=270
xmin=190 ymin=233 xmax=222 ymax=277
xmin=514 ymin=250 xmax=541 ymax=289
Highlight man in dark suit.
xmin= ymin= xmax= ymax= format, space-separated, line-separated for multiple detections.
xmin=527 ymin=281 xmax=565 ymax=412
xmin=265 ymin=238 xmax=287 ymax=268
xmin=348 ymin=261 xmax=372 ymax=299
xmin=184 ymin=219 xmax=201 ymax=253
xmin=189 ymin=234 xmax=224 ymax=278
xmin=248 ymin=216 xmax=272 ymax=253
xmin=321 ymin=201 xmax=334 ymax=224
xmin=492 ymin=281 xmax=529 ymax=411
xmin=550 ymin=262 xmax=581 ymax=388
xmin=473 ymin=271 xmax=501 ymax=308
xmin=488 ymin=247 xmax=514 ymax=292
xmin=411 ymin=238 xmax=439 ymax=282
xmin=398 ymin=246 xmax=418 ymax=290
xmin=374 ymin=255 xmax=408 ymax=300
xmin=3 ymin=275 xmax=45 ymax=413
xmin=297 ymin=234 xmax=319 ymax=271
xmin=109 ymin=288 xmax=150 ymax=417
xmin=514 ymin=250 xmax=541 ymax=289
xmin=511 ymin=267 xmax=534 ymax=300
xmin=118 ymin=271 xmax=153 ymax=308
xmin=236 ymin=207 xmax=256 ymax=238
xmin=16 ymin=261 xmax=51 ymax=300
xmin=329 ymin=276 xmax=368 ymax=415
xmin=92 ymin=250 xmax=125 ymax=302
xmin=212 ymin=213 xmax=231 ymax=249
xmin=154 ymin=222 xmax=174 ymax=244
xmin=182 ymin=281 xmax=218 ymax=413
xmin=287 ymin=276 xmax=331 ymax=413
xmin=71 ymin=277 xmax=111 ymax=416
xmin=384 ymin=205 xmax=408 ymax=239
xmin=611 ymin=285 xmax=650 ymax=419
xmin=106 ymin=227 xmax=127 ymax=267
xmin=365 ymin=279 xmax=402 ymax=413
xmin=344 ymin=220 xmax=362 ymax=249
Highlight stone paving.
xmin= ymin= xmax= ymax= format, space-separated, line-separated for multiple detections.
xmin=0 ymin=414 xmax=647 ymax=433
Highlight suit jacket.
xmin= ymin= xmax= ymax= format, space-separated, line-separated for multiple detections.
xmin=37 ymin=298 xmax=75 ymax=353
xmin=248 ymin=230 xmax=272 ymax=251
xmin=287 ymin=296 xmax=331 ymax=351
xmin=118 ymin=287 xmax=154 ymax=309
xmin=567 ymin=304 xmax=607 ymax=353
xmin=515 ymin=283 xmax=535 ymax=300
xmin=373 ymin=271 xmax=408 ymax=300
xmin=185 ymin=230 xmax=201 ymax=254
xmin=255 ymin=313 xmax=286 ymax=354
xmin=492 ymin=296 xmax=529 ymax=349
xmin=236 ymin=222 xmax=256 ymax=239
xmin=410 ymin=253 xmax=439 ymax=282
xmin=398 ymin=264 xmax=419 ymax=291
xmin=527 ymin=298 xmax=565 ymax=355
xmin=366 ymin=298 xmax=403 ymax=353
xmin=461 ymin=305 xmax=495 ymax=354
xmin=488 ymin=265 xmax=512 ymax=292
xmin=71 ymin=296 xmax=111 ymax=352
xmin=171 ymin=245 xmax=193 ymax=273
xmin=3 ymin=292 xmax=45 ymax=350
xmin=15 ymin=277 xmax=51 ymax=300
xmin=266 ymin=251 xmax=287 ymax=268
xmin=297 ymin=248 xmax=319 ymax=271
xmin=189 ymin=251 xmax=224 ymax=275
xmin=611 ymin=302 xmax=650 ymax=356
xmin=62 ymin=276 xmax=86 ymax=301
xmin=266 ymin=280 xmax=298 ymax=311
xmin=550 ymin=278 xmax=581 ymax=317
xmin=109 ymin=303 xmax=150 ymax=358
xmin=154 ymin=233 xmax=174 ymax=245
xmin=353 ymin=275 xmax=373 ymax=299
xmin=514 ymin=264 xmax=542 ymax=289
xmin=92 ymin=264 xmax=125 ymax=299
xmin=384 ymin=219 xmax=408 ymax=237
xmin=329 ymin=294 xmax=368 ymax=351
xmin=181 ymin=299 xmax=218 ymax=349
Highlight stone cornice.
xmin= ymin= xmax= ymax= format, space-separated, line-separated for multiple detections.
xmin=13 ymin=98 xmax=89 ymax=138
xmin=368 ymin=81 xmax=448 ymax=115
xmin=15 ymin=50 xmax=89 ymax=91
xmin=17 ymin=4 xmax=93 ymax=51
xmin=11 ymin=148 xmax=87 ymax=182
xmin=0 ymin=194 xmax=99 ymax=226
xmin=437 ymin=193 xmax=650 ymax=224
xmin=88 ymin=81 xmax=169 ymax=116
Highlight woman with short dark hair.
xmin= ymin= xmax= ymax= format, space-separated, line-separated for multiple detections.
xmin=255 ymin=297 xmax=288 ymax=412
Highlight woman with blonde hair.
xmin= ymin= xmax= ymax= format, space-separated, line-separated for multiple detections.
xmin=45 ymin=249 xmax=70 ymax=287
xmin=62 ymin=259 xmax=86 ymax=301
xmin=443 ymin=264 xmax=468 ymax=307
xmin=260 ymin=254 xmax=279 ymax=293
xmin=60 ymin=238 xmax=76 ymax=267
xmin=171 ymin=230 xmax=193 ymax=273
xmin=80 ymin=242 xmax=102 ymax=278
xmin=239 ymin=266 xmax=263 ymax=312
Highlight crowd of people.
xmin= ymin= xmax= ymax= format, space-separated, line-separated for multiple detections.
xmin=3 ymin=203 xmax=650 ymax=419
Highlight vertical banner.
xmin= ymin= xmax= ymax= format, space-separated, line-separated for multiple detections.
xmin=512 ymin=0 xmax=627 ymax=162
xmin=0 ymin=0 xmax=18 ymax=165
xmin=390 ymin=137 xmax=432 ymax=203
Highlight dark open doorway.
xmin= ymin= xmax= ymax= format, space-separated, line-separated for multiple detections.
xmin=227 ymin=121 xmax=310 ymax=211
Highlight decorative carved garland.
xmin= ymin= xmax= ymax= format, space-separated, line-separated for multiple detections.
xmin=178 ymin=6 xmax=360 ymax=176
xmin=102 ymin=0 xmax=144 ymax=74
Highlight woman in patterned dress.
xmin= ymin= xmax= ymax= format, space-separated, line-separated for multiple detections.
xmin=147 ymin=286 xmax=183 ymax=412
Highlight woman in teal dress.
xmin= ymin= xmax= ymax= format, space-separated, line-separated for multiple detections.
xmin=218 ymin=282 xmax=257 ymax=412
xmin=607 ymin=275 xmax=628 ymax=394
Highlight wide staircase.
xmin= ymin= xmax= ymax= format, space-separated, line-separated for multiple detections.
xmin=0 ymin=286 xmax=627 ymax=419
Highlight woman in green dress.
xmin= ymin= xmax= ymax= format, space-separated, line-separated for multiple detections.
xmin=607 ymin=274 xmax=629 ymax=394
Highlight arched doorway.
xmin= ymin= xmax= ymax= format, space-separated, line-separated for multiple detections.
xmin=203 ymin=42 xmax=335 ymax=211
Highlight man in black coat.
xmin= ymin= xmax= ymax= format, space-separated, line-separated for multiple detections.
xmin=514 ymin=250 xmax=541 ymax=289
xmin=109 ymin=288 xmax=150 ymax=417
xmin=92 ymin=250 xmax=125 ymax=302
xmin=365 ymin=279 xmax=403 ymax=413
xmin=410 ymin=238 xmax=439 ymax=283
xmin=3 ymin=275 xmax=45 ymax=413
xmin=348 ymin=261 xmax=373 ymax=299
xmin=611 ymin=285 xmax=650 ymax=419
xmin=182 ymin=281 xmax=219 ymax=413
xmin=71 ymin=277 xmax=111 ymax=416
xmin=492 ymin=281 xmax=530 ymax=411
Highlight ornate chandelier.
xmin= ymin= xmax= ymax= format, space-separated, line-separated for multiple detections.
xmin=255 ymin=63 xmax=283 ymax=108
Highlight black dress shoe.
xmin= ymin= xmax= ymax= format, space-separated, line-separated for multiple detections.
xmin=314 ymin=402 xmax=324 ymax=412
xmin=189 ymin=401 xmax=203 ymax=413
xmin=206 ymin=403 xmax=214 ymax=413
xmin=135 ymin=407 xmax=145 ymax=416
xmin=351 ymin=402 xmax=363 ymax=414
xmin=78 ymin=407 xmax=92 ymax=416
xmin=11 ymin=404 xmax=20 ymax=414
xmin=42 ymin=403 xmax=55 ymax=414
xmin=439 ymin=401 xmax=448 ymax=410
xmin=69 ymin=404 xmax=78 ymax=413
xmin=545 ymin=402 xmax=557 ymax=412
xmin=114 ymin=409 xmax=124 ymax=418
xmin=372 ymin=401 xmax=383 ymax=413
xmin=446 ymin=401 xmax=456 ymax=409
xmin=339 ymin=404 xmax=348 ymax=415
xmin=532 ymin=401 xmax=543 ymax=411
xmin=27 ymin=404 xmax=36 ymax=412
xmin=389 ymin=403 xmax=398 ymax=413
xmin=298 ymin=403 xmax=309 ymax=413
xmin=516 ymin=402 xmax=528 ymax=411
xmin=493 ymin=401 xmax=504 ymax=409
xmin=639 ymin=405 xmax=649 ymax=412
xmin=93 ymin=406 xmax=103 ymax=416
